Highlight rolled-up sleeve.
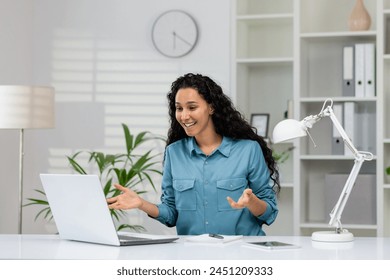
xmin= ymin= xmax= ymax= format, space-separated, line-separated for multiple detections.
xmin=154 ymin=149 xmax=178 ymax=227
xmin=247 ymin=141 xmax=278 ymax=226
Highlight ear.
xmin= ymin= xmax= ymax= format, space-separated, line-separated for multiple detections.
xmin=209 ymin=106 xmax=214 ymax=115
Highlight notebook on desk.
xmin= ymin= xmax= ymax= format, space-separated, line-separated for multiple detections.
xmin=40 ymin=173 xmax=178 ymax=246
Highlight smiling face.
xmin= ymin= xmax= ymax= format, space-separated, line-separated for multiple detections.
xmin=175 ymin=87 xmax=215 ymax=138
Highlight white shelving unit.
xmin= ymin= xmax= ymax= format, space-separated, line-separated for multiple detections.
xmin=232 ymin=0 xmax=390 ymax=237
xmin=231 ymin=0 xmax=295 ymax=235
xmin=381 ymin=0 xmax=390 ymax=236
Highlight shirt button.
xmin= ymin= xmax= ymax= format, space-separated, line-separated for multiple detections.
xmin=205 ymin=221 xmax=209 ymax=225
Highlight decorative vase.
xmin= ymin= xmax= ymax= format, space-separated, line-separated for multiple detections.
xmin=348 ymin=0 xmax=371 ymax=31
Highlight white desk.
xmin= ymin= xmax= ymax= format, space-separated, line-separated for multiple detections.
xmin=1 ymin=234 xmax=389 ymax=260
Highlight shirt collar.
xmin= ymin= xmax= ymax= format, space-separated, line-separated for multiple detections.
xmin=187 ymin=136 xmax=232 ymax=157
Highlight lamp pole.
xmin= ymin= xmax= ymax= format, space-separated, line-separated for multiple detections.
xmin=18 ymin=128 xmax=24 ymax=234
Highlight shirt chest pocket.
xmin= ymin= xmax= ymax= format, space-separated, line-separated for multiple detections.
xmin=216 ymin=178 xmax=247 ymax=211
xmin=173 ymin=179 xmax=196 ymax=211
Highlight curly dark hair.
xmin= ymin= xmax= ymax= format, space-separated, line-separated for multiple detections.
xmin=166 ymin=73 xmax=280 ymax=194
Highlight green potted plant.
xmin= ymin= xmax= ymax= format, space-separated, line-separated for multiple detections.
xmin=272 ymin=146 xmax=294 ymax=165
xmin=25 ymin=123 xmax=164 ymax=232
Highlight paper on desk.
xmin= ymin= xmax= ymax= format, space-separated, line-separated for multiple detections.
xmin=186 ymin=234 xmax=243 ymax=244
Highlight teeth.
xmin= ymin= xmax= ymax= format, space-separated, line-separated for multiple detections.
xmin=184 ymin=122 xmax=195 ymax=127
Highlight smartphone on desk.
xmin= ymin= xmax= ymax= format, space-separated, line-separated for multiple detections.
xmin=244 ymin=241 xmax=300 ymax=250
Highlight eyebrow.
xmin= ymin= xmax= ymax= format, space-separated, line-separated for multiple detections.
xmin=175 ymin=101 xmax=198 ymax=105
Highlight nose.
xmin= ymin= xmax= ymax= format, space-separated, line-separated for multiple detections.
xmin=181 ymin=109 xmax=190 ymax=121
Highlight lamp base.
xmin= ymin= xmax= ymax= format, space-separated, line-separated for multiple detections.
xmin=311 ymin=229 xmax=354 ymax=242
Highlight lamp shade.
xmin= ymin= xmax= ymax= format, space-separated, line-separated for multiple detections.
xmin=272 ymin=119 xmax=307 ymax=143
xmin=0 ymin=85 xmax=55 ymax=129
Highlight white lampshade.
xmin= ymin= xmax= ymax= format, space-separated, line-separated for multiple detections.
xmin=272 ymin=119 xmax=307 ymax=143
xmin=0 ymin=85 xmax=55 ymax=129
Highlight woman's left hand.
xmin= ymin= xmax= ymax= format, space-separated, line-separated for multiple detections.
xmin=226 ymin=188 xmax=254 ymax=209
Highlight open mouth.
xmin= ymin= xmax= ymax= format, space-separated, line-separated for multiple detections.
xmin=183 ymin=122 xmax=196 ymax=128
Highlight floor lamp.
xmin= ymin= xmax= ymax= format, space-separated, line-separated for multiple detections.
xmin=0 ymin=85 xmax=55 ymax=234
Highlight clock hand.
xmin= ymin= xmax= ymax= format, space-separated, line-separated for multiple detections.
xmin=172 ymin=31 xmax=176 ymax=50
xmin=173 ymin=31 xmax=192 ymax=47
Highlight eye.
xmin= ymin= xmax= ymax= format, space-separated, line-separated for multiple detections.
xmin=175 ymin=106 xmax=183 ymax=112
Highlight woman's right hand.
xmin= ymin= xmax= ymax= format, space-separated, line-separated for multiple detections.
xmin=107 ymin=184 xmax=143 ymax=210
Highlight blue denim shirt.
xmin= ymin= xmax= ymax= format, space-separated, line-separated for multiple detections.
xmin=155 ymin=136 xmax=278 ymax=235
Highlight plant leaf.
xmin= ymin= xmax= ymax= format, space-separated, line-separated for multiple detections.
xmin=122 ymin=123 xmax=134 ymax=155
xmin=67 ymin=156 xmax=87 ymax=174
xmin=117 ymin=224 xmax=145 ymax=232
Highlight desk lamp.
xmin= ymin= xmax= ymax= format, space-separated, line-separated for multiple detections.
xmin=272 ymin=99 xmax=373 ymax=242
xmin=0 ymin=85 xmax=55 ymax=234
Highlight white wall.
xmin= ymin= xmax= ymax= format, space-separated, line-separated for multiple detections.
xmin=0 ymin=0 xmax=232 ymax=234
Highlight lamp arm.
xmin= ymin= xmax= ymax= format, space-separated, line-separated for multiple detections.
xmin=328 ymin=158 xmax=364 ymax=230
xmin=324 ymin=106 xmax=372 ymax=231
xmin=326 ymin=106 xmax=359 ymax=157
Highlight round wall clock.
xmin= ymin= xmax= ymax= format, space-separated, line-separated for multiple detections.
xmin=152 ymin=10 xmax=199 ymax=58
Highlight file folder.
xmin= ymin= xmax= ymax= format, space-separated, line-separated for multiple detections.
xmin=354 ymin=44 xmax=365 ymax=97
xmin=344 ymin=101 xmax=356 ymax=156
xmin=331 ymin=103 xmax=344 ymax=155
xmin=342 ymin=45 xmax=355 ymax=96
xmin=360 ymin=104 xmax=376 ymax=154
xmin=364 ymin=43 xmax=375 ymax=97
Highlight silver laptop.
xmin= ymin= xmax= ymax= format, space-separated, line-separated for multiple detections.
xmin=40 ymin=173 xmax=178 ymax=246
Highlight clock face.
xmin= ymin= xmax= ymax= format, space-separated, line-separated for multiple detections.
xmin=152 ymin=10 xmax=198 ymax=58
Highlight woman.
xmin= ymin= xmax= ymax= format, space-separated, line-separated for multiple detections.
xmin=108 ymin=73 xmax=280 ymax=235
